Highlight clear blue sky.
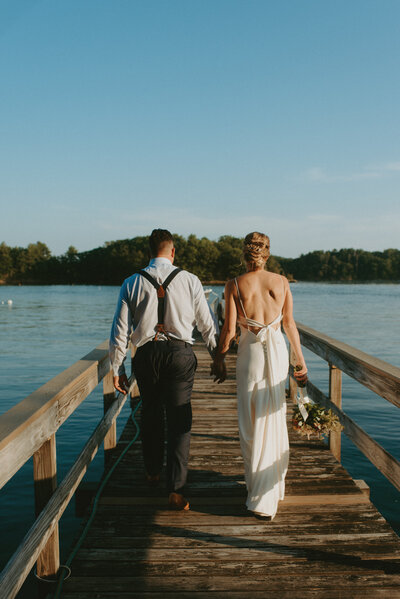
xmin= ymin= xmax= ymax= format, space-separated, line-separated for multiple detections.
xmin=1 ymin=0 xmax=399 ymax=258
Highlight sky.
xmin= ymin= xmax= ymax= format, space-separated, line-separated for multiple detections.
xmin=0 ymin=0 xmax=399 ymax=258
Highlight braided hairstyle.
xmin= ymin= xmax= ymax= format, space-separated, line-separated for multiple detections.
xmin=243 ymin=232 xmax=270 ymax=269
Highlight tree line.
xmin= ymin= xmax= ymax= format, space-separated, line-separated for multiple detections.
xmin=0 ymin=237 xmax=399 ymax=285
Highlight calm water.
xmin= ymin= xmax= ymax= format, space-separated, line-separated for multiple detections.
xmin=0 ymin=283 xmax=399 ymax=591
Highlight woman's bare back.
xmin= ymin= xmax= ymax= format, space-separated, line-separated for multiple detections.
xmin=234 ymin=270 xmax=286 ymax=329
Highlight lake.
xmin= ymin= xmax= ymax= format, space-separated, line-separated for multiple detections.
xmin=0 ymin=283 xmax=399 ymax=593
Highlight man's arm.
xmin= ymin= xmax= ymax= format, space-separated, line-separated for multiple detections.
xmin=210 ymin=280 xmax=237 ymax=383
xmin=109 ymin=280 xmax=132 ymax=394
xmin=192 ymin=277 xmax=219 ymax=355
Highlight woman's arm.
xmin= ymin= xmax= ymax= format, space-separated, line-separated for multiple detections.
xmin=211 ymin=280 xmax=237 ymax=383
xmin=281 ymin=278 xmax=308 ymax=384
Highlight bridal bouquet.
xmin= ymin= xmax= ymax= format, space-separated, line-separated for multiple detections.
xmin=292 ymin=388 xmax=343 ymax=440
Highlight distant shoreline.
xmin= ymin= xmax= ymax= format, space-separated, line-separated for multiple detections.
xmin=1 ymin=239 xmax=399 ymax=286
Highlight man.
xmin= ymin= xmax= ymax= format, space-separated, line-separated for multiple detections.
xmin=109 ymin=229 xmax=219 ymax=510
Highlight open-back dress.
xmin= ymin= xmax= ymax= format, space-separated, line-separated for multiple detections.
xmin=234 ymin=278 xmax=289 ymax=519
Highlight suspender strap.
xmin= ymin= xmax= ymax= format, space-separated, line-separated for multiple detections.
xmin=138 ymin=268 xmax=182 ymax=337
xmin=139 ymin=270 xmax=159 ymax=291
xmin=161 ymin=267 xmax=182 ymax=292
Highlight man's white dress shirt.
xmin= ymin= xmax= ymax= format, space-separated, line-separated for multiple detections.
xmin=109 ymin=257 xmax=218 ymax=376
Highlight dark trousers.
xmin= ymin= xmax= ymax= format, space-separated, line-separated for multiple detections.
xmin=132 ymin=340 xmax=197 ymax=493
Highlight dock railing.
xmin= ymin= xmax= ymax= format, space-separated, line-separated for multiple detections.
xmin=0 ymin=341 xmax=137 ymax=599
xmin=289 ymin=323 xmax=400 ymax=492
xmin=0 ymin=325 xmax=399 ymax=598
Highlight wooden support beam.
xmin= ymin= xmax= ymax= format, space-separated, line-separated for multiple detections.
xmin=355 ymin=479 xmax=370 ymax=498
xmin=103 ymin=371 xmax=116 ymax=464
xmin=329 ymin=364 xmax=342 ymax=462
xmin=33 ymin=435 xmax=60 ymax=580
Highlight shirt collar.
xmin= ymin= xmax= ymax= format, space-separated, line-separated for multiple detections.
xmin=149 ymin=257 xmax=173 ymax=267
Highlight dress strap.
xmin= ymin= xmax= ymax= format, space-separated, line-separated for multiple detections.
xmin=234 ymin=278 xmax=248 ymax=319
xmin=244 ymin=313 xmax=283 ymax=329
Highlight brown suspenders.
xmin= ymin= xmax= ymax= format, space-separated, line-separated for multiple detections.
xmin=138 ymin=268 xmax=182 ymax=340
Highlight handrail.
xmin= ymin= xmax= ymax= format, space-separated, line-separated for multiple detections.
xmin=296 ymin=322 xmax=400 ymax=408
xmin=0 ymin=340 xmax=135 ymax=599
xmin=288 ymin=321 xmax=400 ymax=493
xmin=0 ymin=386 xmax=131 ymax=599
xmin=0 ymin=341 xmax=110 ymax=489
xmin=298 ymin=377 xmax=400 ymax=492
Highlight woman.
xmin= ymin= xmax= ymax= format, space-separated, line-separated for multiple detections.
xmin=212 ymin=232 xmax=307 ymax=519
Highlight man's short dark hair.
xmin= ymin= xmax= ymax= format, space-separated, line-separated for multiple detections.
xmin=149 ymin=229 xmax=174 ymax=257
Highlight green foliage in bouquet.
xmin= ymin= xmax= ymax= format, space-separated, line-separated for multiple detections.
xmin=292 ymin=402 xmax=343 ymax=440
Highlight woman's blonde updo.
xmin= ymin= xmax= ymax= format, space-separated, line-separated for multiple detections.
xmin=243 ymin=232 xmax=270 ymax=269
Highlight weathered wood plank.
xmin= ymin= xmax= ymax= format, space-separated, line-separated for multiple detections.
xmin=103 ymin=371 xmax=116 ymax=462
xmin=77 ymin=533 xmax=398 ymax=552
xmin=60 ymin=573 xmax=400 ymax=593
xmin=85 ymin=522 xmax=394 ymax=538
xmin=96 ymin=493 xmax=369 ymax=506
xmin=59 ymin=591 xmax=400 ymax=599
xmin=70 ymin=541 xmax=400 ymax=563
xmin=328 ymin=364 xmax=342 ymax=460
xmin=33 ymin=434 xmax=60 ymax=579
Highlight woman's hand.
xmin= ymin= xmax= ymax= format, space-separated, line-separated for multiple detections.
xmin=210 ymin=359 xmax=227 ymax=384
xmin=294 ymin=364 xmax=308 ymax=386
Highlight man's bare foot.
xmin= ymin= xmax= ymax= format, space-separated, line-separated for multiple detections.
xmin=169 ymin=492 xmax=190 ymax=511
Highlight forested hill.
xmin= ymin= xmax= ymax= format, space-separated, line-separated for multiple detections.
xmin=0 ymin=236 xmax=399 ymax=285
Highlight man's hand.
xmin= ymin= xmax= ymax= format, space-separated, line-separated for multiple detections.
xmin=113 ymin=374 xmax=129 ymax=395
xmin=210 ymin=359 xmax=227 ymax=384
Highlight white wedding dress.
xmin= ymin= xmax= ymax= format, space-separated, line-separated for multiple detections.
xmin=235 ymin=279 xmax=289 ymax=519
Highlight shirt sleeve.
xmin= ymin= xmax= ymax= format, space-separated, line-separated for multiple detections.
xmin=192 ymin=276 xmax=219 ymax=352
xmin=109 ymin=280 xmax=132 ymax=377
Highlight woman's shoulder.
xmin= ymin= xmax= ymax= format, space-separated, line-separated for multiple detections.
xmin=271 ymin=272 xmax=289 ymax=286
xmin=262 ymin=270 xmax=288 ymax=286
xmin=266 ymin=270 xmax=285 ymax=280
xmin=228 ymin=271 xmax=288 ymax=288
xmin=224 ymin=278 xmax=237 ymax=292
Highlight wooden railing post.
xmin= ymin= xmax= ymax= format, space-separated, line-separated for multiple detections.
xmin=103 ymin=370 xmax=116 ymax=464
xmin=329 ymin=363 xmax=342 ymax=461
xmin=289 ymin=345 xmax=297 ymax=403
xmin=33 ymin=434 xmax=60 ymax=579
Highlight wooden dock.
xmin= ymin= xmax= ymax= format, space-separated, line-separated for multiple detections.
xmin=60 ymin=343 xmax=400 ymax=599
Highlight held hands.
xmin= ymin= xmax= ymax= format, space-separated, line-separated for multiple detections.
xmin=113 ymin=374 xmax=129 ymax=395
xmin=210 ymin=359 xmax=227 ymax=384
xmin=294 ymin=364 xmax=308 ymax=387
